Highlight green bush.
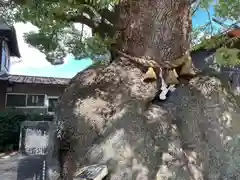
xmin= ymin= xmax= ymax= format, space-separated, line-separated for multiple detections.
xmin=0 ymin=112 xmax=53 ymax=152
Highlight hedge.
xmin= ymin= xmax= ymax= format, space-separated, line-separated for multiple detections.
xmin=0 ymin=112 xmax=53 ymax=152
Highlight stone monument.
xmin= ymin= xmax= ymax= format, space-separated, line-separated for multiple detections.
xmin=17 ymin=121 xmax=53 ymax=180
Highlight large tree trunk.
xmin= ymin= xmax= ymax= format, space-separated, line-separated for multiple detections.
xmin=116 ymin=0 xmax=190 ymax=62
xmin=49 ymin=0 xmax=240 ymax=180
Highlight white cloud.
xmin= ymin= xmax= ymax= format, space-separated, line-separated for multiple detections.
xmin=12 ymin=23 xmax=51 ymax=69
xmin=10 ymin=22 xmax=92 ymax=77
xmin=74 ymin=23 xmax=92 ymax=38
xmin=10 ymin=22 xmax=52 ymax=73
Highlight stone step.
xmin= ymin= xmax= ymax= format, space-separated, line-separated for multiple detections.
xmin=74 ymin=164 xmax=108 ymax=180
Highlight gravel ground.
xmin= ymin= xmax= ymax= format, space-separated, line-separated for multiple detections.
xmin=0 ymin=154 xmax=21 ymax=180
xmin=0 ymin=153 xmax=60 ymax=180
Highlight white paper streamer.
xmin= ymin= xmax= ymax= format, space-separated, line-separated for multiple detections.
xmin=158 ymin=69 xmax=176 ymax=100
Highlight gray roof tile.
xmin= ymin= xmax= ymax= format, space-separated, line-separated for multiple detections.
xmin=4 ymin=74 xmax=70 ymax=85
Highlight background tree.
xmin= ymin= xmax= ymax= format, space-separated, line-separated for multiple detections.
xmin=2 ymin=0 xmax=240 ymax=179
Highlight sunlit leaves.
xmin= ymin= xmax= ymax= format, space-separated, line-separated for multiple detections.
xmin=4 ymin=0 xmax=118 ymax=64
xmin=214 ymin=0 xmax=240 ymax=21
xmin=191 ymin=0 xmax=240 ymax=68
xmin=192 ymin=0 xmax=240 ymax=45
xmin=83 ymin=0 xmax=119 ymax=9
xmin=199 ymin=0 xmax=213 ymax=9
xmin=24 ymin=31 xmax=58 ymax=52
xmin=24 ymin=30 xmax=67 ymax=63
xmin=216 ymin=47 xmax=240 ymax=67
xmin=2 ymin=0 xmax=240 ymax=66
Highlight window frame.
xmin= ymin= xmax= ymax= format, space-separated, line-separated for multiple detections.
xmin=47 ymin=96 xmax=59 ymax=114
xmin=2 ymin=40 xmax=9 ymax=71
xmin=26 ymin=94 xmax=46 ymax=107
xmin=5 ymin=93 xmax=47 ymax=108
xmin=5 ymin=93 xmax=27 ymax=107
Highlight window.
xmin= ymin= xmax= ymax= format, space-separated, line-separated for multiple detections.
xmin=6 ymin=94 xmax=46 ymax=107
xmin=48 ymin=97 xmax=58 ymax=113
xmin=2 ymin=40 xmax=9 ymax=70
xmin=6 ymin=94 xmax=26 ymax=107
xmin=27 ymin=95 xmax=45 ymax=106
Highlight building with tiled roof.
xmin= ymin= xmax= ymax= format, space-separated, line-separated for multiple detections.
xmin=0 ymin=20 xmax=70 ymax=114
xmin=0 ymin=74 xmax=71 ymax=114
xmin=6 ymin=74 xmax=70 ymax=85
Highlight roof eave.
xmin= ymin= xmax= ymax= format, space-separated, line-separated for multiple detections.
xmin=0 ymin=26 xmax=21 ymax=58
xmin=11 ymin=27 xmax=21 ymax=58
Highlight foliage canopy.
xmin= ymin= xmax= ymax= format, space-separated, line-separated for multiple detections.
xmin=1 ymin=0 xmax=240 ymax=65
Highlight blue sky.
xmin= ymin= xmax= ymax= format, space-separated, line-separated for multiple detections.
xmin=16 ymin=58 xmax=93 ymax=78
xmin=10 ymin=6 xmax=219 ymax=78
xmin=192 ymin=6 xmax=215 ymax=29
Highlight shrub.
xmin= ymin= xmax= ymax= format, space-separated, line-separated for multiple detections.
xmin=0 ymin=112 xmax=53 ymax=152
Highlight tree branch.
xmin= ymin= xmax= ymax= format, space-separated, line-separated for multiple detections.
xmin=98 ymin=6 xmax=120 ymax=25
xmin=190 ymin=0 xmax=198 ymax=5
xmin=206 ymin=9 xmax=213 ymax=35
xmin=191 ymin=0 xmax=200 ymax=16
xmin=68 ymin=14 xmax=97 ymax=29
xmin=53 ymin=6 xmax=118 ymax=39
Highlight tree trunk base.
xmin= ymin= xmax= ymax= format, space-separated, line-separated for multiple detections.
xmin=53 ymin=59 xmax=240 ymax=180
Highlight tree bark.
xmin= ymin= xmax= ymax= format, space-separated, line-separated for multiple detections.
xmin=117 ymin=0 xmax=191 ymax=63
xmin=49 ymin=0 xmax=240 ymax=180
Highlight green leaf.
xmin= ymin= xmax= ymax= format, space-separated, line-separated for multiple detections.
xmin=216 ymin=47 xmax=240 ymax=67
xmin=2 ymin=0 xmax=240 ymax=66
